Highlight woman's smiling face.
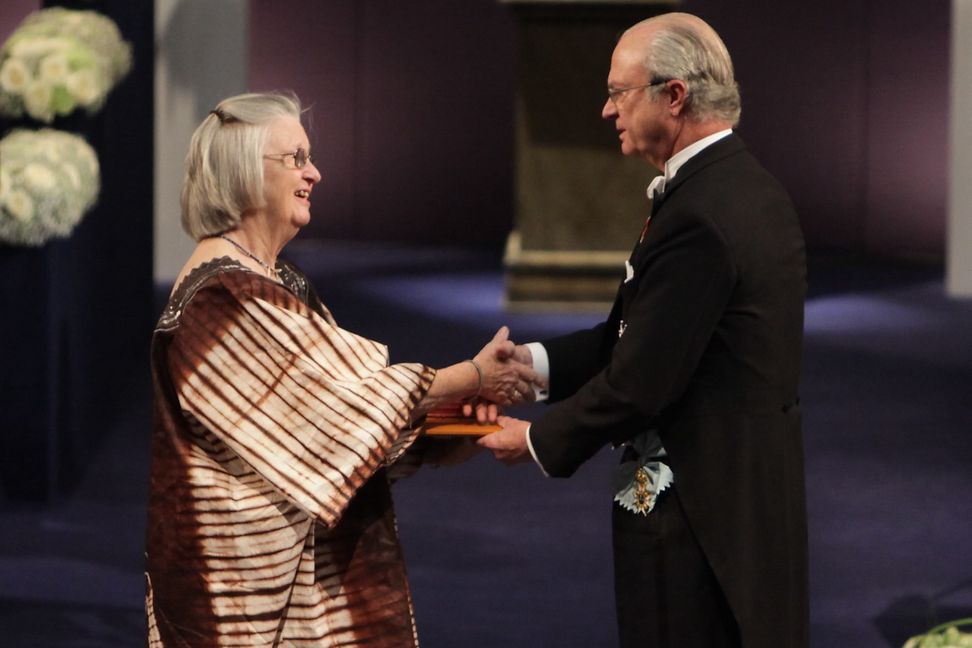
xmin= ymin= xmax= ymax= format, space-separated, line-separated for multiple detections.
xmin=260 ymin=116 xmax=321 ymax=233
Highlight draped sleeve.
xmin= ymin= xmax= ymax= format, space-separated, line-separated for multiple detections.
xmin=164 ymin=269 xmax=435 ymax=527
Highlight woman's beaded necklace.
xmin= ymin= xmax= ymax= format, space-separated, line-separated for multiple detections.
xmin=218 ymin=233 xmax=278 ymax=278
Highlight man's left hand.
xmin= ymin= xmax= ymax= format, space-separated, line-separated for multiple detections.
xmin=478 ymin=416 xmax=532 ymax=465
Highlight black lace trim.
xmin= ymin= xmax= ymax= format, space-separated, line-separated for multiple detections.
xmin=156 ymin=257 xmax=311 ymax=332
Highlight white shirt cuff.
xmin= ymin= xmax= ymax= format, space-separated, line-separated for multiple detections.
xmin=525 ymin=342 xmax=550 ymax=401
xmin=524 ymin=424 xmax=550 ymax=477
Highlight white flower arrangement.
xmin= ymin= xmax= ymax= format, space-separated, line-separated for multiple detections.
xmin=0 ymin=128 xmax=99 ymax=246
xmin=903 ymin=619 xmax=972 ymax=648
xmin=0 ymin=8 xmax=132 ymax=123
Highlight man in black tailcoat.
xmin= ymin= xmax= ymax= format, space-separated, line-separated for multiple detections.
xmin=480 ymin=12 xmax=809 ymax=648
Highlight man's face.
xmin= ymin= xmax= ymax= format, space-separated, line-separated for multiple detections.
xmin=601 ymin=34 xmax=672 ymax=170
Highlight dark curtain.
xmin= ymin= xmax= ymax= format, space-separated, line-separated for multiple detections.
xmin=0 ymin=0 xmax=154 ymax=500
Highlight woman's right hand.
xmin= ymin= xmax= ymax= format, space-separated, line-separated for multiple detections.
xmin=472 ymin=327 xmax=543 ymax=407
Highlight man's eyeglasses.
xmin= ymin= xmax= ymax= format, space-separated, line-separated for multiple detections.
xmin=607 ymin=79 xmax=671 ymax=107
xmin=264 ymin=147 xmax=314 ymax=169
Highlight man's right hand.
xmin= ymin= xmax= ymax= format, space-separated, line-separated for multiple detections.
xmin=510 ymin=344 xmax=533 ymax=367
xmin=463 ymin=337 xmax=541 ymax=420
xmin=473 ymin=327 xmax=539 ymax=406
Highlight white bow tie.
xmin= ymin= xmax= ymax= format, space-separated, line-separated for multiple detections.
xmin=647 ymin=174 xmax=667 ymax=200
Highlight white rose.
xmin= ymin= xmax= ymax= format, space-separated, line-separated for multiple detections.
xmin=37 ymin=139 xmax=59 ymax=163
xmin=39 ymin=54 xmax=69 ymax=84
xmin=23 ymin=163 xmax=57 ymax=191
xmin=4 ymin=189 xmax=35 ymax=223
xmin=0 ymin=167 xmax=10 ymax=203
xmin=76 ymin=139 xmax=99 ymax=174
xmin=23 ymin=80 xmax=53 ymax=121
xmin=65 ymin=68 xmax=100 ymax=107
xmin=10 ymin=36 xmax=63 ymax=59
xmin=62 ymin=162 xmax=81 ymax=190
xmin=0 ymin=57 xmax=32 ymax=94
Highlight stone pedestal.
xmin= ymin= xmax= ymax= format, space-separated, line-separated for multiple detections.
xmin=501 ymin=0 xmax=676 ymax=310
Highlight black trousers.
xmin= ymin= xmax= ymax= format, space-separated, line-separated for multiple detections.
xmin=613 ymin=485 xmax=741 ymax=648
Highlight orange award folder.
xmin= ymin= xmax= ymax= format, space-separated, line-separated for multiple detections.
xmin=422 ymin=405 xmax=501 ymax=437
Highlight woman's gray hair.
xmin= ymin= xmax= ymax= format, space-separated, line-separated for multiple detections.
xmin=181 ymin=92 xmax=302 ymax=241
xmin=641 ymin=19 xmax=741 ymax=126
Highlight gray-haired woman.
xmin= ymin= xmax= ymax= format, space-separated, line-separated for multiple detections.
xmin=146 ymin=91 xmax=535 ymax=647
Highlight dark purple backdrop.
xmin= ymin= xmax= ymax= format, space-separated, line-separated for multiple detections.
xmin=0 ymin=0 xmax=38 ymax=32
xmin=249 ymin=0 xmax=516 ymax=246
xmin=249 ymin=0 xmax=949 ymax=259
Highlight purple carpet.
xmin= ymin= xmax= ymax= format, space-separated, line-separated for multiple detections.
xmin=0 ymin=243 xmax=969 ymax=647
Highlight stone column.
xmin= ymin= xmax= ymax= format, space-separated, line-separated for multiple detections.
xmin=154 ymin=0 xmax=249 ymax=284
xmin=501 ymin=0 xmax=677 ymax=310
xmin=949 ymin=0 xmax=972 ymax=297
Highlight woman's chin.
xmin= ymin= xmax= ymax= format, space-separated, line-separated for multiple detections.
xmin=291 ymin=211 xmax=312 ymax=229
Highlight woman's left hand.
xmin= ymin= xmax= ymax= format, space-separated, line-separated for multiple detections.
xmin=461 ymin=398 xmax=499 ymax=423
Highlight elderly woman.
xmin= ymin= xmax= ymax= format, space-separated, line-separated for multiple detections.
xmin=146 ymin=92 xmax=534 ymax=647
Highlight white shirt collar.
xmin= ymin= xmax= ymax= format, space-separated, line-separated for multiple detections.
xmin=664 ymin=128 xmax=733 ymax=180
xmin=647 ymin=129 xmax=733 ymax=199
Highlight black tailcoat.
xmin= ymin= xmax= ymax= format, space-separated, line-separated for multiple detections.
xmin=530 ymin=134 xmax=809 ymax=647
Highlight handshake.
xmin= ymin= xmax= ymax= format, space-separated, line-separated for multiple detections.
xmin=457 ymin=326 xmax=545 ymax=466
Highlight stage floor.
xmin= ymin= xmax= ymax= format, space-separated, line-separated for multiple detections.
xmin=1 ymin=243 xmax=969 ymax=647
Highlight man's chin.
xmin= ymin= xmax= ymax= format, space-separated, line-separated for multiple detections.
xmin=619 ymin=141 xmax=645 ymax=160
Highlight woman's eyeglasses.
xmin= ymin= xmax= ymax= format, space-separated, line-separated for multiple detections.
xmin=264 ymin=147 xmax=313 ymax=169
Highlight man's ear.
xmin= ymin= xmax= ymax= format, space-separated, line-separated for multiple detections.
xmin=666 ymin=80 xmax=689 ymax=117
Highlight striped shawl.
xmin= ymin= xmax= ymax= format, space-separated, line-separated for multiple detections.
xmin=146 ymin=258 xmax=435 ymax=647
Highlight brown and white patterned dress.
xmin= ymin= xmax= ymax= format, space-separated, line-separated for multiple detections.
xmin=146 ymin=257 xmax=435 ymax=647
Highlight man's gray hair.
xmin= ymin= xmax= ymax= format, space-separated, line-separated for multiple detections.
xmin=642 ymin=21 xmax=741 ymax=126
xmin=181 ymin=92 xmax=302 ymax=241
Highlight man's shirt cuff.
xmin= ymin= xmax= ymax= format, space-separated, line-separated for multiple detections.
xmin=525 ymin=342 xmax=549 ymax=401
xmin=524 ymin=424 xmax=550 ymax=477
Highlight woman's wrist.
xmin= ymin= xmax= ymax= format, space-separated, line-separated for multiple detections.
xmin=463 ymin=358 xmax=483 ymax=400
xmin=414 ymin=360 xmax=483 ymax=417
